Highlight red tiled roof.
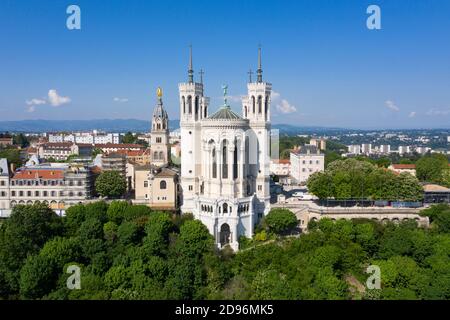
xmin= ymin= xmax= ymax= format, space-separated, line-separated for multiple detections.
xmin=273 ymin=159 xmax=291 ymax=164
xmin=12 ymin=169 xmax=64 ymax=180
xmin=42 ymin=142 xmax=74 ymax=148
xmin=391 ymin=164 xmax=416 ymax=169
xmin=94 ymin=143 xmax=143 ymax=149
xmin=115 ymin=149 xmax=146 ymax=157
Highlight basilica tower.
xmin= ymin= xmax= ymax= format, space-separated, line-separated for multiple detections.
xmin=179 ymin=46 xmax=210 ymax=213
xmin=150 ymin=87 xmax=170 ymax=167
xmin=242 ymin=47 xmax=272 ymax=216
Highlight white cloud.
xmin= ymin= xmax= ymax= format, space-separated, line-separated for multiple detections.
xmin=48 ymin=89 xmax=71 ymax=107
xmin=385 ymin=100 xmax=399 ymax=112
xmin=426 ymin=108 xmax=450 ymax=116
xmin=271 ymin=90 xmax=281 ymax=100
xmin=408 ymin=111 xmax=416 ymax=118
xmin=113 ymin=97 xmax=129 ymax=103
xmin=27 ymin=105 xmax=36 ymax=113
xmin=276 ymin=99 xmax=297 ymax=114
xmin=26 ymin=98 xmax=46 ymax=106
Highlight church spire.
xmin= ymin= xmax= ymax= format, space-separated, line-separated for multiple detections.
xmin=257 ymin=45 xmax=263 ymax=83
xmin=188 ymin=45 xmax=194 ymax=83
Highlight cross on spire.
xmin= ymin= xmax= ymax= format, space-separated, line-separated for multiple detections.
xmin=257 ymin=44 xmax=263 ymax=83
xmin=247 ymin=69 xmax=253 ymax=83
xmin=199 ymin=69 xmax=204 ymax=84
xmin=188 ymin=44 xmax=194 ymax=83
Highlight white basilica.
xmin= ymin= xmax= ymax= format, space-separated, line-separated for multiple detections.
xmin=179 ymin=47 xmax=272 ymax=251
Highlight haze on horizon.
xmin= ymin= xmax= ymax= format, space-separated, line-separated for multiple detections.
xmin=1 ymin=0 xmax=449 ymax=129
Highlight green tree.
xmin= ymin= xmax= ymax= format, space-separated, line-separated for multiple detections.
xmin=95 ymin=171 xmax=126 ymax=198
xmin=263 ymin=208 xmax=298 ymax=234
xmin=416 ymin=154 xmax=449 ymax=184
xmin=122 ymin=132 xmax=137 ymax=144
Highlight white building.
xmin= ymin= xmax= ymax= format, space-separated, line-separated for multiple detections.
xmin=0 ymin=158 xmax=10 ymax=210
xmin=270 ymin=159 xmax=291 ymax=176
xmin=49 ymin=132 xmax=121 ymax=144
xmin=398 ymin=146 xmax=411 ymax=155
xmin=290 ymin=145 xmax=325 ymax=184
xmin=415 ymin=146 xmax=431 ymax=155
xmin=361 ymin=143 xmax=372 ymax=155
xmin=180 ymin=48 xmax=271 ymax=251
xmin=379 ymin=144 xmax=391 ymax=154
xmin=348 ymin=145 xmax=361 ymax=155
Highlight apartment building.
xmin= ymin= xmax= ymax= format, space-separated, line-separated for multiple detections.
xmin=290 ymin=145 xmax=325 ymax=184
xmin=347 ymin=145 xmax=361 ymax=155
xmin=270 ymin=159 xmax=291 ymax=176
xmin=361 ymin=143 xmax=372 ymax=155
xmin=101 ymin=153 xmax=127 ymax=176
xmin=0 ymin=159 xmax=10 ymax=210
xmin=49 ymin=131 xmax=121 ymax=144
xmin=8 ymin=163 xmax=94 ymax=210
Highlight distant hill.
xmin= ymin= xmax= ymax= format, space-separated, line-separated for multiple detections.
xmin=0 ymin=119 xmax=346 ymax=134
xmin=0 ymin=119 xmax=179 ymax=133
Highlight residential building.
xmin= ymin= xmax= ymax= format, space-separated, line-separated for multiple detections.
xmin=290 ymin=145 xmax=325 ymax=184
xmin=347 ymin=145 xmax=361 ymax=155
xmin=388 ymin=164 xmax=416 ymax=176
xmin=309 ymin=138 xmax=326 ymax=151
xmin=38 ymin=142 xmax=79 ymax=161
xmin=361 ymin=143 xmax=372 ymax=154
xmin=134 ymin=165 xmax=179 ymax=210
xmin=101 ymin=153 xmax=127 ymax=177
xmin=0 ymin=137 xmax=13 ymax=146
xmin=49 ymin=131 xmax=121 ymax=144
xmin=95 ymin=143 xmax=144 ymax=154
xmin=398 ymin=146 xmax=411 ymax=155
xmin=270 ymin=159 xmax=291 ymax=176
xmin=415 ymin=146 xmax=431 ymax=155
xmin=0 ymin=159 xmax=10 ymax=210
xmin=379 ymin=144 xmax=391 ymax=154
xmin=8 ymin=163 xmax=94 ymax=210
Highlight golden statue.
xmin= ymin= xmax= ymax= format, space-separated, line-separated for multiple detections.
xmin=157 ymin=87 xmax=163 ymax=98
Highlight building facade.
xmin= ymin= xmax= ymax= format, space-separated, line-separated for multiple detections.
xmin=180 ymin=48 xmax=271 ymax=251
xmin=0 ymin=159 xmax=10 ymax=210
xmin=134 ymin=165 xmax=179 ymax=210
xmin=7 ymin=163 xmax=94 ymax=211
xmin=290 ymin=145 xmax=325 ymax=184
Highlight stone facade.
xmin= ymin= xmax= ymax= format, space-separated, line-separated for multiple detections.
xmin=179 ymin=48 xmax=271 ymax=251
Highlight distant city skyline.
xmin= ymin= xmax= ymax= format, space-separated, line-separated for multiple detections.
xmin=1 ymin=0 xmax=450 ymax=129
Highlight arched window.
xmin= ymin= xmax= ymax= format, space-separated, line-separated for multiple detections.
xmin=153 ymin=151 xmax=158 ymax=160
xmin=223 ymin=203 xmax=228 ymax=213
xmin=204 ymin=106 xmax=207 ymax=118
xmin=222 ymin=140 xmax=228 ymax=179
xmin=258 ymin=95 xmax=262 ymax=113
xmin=182 ymin=96 xmax=186 ymax=114
xmin=233 ymin=142 xmax=238 ymax=179
xmin=188 ymin=95 xmax=192 ymax=114
xmin=195 ymin=96 xmax=199 ymax=120
xmin=244 ymin=106 xmax=247 ymax=117
xmin=212 ymin=148 xmax=217 ymax=179
xmin=252 ymin=96 xmax=255 ymax=114
xmin=159 ymin=151 xmax=164 ymax=160
xmin=160 ymin=180 xmax=167 ymax=189
xmin=265 ymin=96 xmax=269 ymax=119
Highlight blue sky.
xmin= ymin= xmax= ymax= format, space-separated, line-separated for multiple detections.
xmin=1 ymin=0 xmax=450 ymax=129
